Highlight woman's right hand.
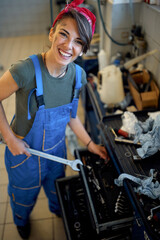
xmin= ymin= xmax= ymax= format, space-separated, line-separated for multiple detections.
xmin=6 ymin=135 xmax=31 ymax=157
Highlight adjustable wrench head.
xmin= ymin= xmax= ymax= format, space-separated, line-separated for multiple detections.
xmin=71 ymin=159 xmax=83 ymax=171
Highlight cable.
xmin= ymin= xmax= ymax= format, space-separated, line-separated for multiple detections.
xmin=50 ymin=0 xmax=53 ymax=27
xmin=129 ymin=0 xmax=135 ymax=26
xmin=97 ymin=0 xmax=130 ymax=46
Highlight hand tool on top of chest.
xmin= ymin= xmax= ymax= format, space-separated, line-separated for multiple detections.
xmin=110 ymin=127 xmax=141 ymax=145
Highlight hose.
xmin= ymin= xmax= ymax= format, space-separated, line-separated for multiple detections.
xmin=50 ymin=0 xmax=53 ymax=27
xmin=97 ymin=0 xmax=130 ymax=46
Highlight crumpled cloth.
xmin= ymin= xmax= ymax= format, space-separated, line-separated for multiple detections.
xmin=134 ymin=114 xmax=160 ymax=158
xmin=114 ymin=169 xmax=160 ymax=200
xmin=148 ymin=111 xmax=160 ymax=120
xmin=121 ymin=111 xmax=138 ymax=135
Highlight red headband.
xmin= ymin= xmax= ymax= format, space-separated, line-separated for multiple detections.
xmin=52 ymin=0 xmax=96 ymax=36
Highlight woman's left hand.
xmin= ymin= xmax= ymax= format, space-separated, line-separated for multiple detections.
xmin=87 ymin=141 xmax=109 ymax=161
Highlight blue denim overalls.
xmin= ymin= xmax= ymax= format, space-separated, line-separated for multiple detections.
xmin=5 ymin=55 xmax=82 ymax=226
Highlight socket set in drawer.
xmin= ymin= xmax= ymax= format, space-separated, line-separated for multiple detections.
xmin=56 ymin=149 xmax=133 ymax=240
xmin=76 ymin=149 xmax=134 ymax=234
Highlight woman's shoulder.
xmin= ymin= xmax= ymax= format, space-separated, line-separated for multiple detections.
xmin=10 ymin=54 xmax=42 ymax=70
xmin=9 ymin=55 xmax=40 ymax=89
xmin=69 ymin=62 xmax=87 ymax=86
xmin=9 ymin=55 xmax=36 ymax=74
xmin=69 ymin=62 xmax=86 ymax=77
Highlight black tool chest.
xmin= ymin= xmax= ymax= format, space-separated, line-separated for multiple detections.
xmin=56 ymin=82 xmax=160 ymax=240
xmin=56 ymin=149 xmax=134 ymax=240
xmin=98 ymin=112 xmax=160 ymax=240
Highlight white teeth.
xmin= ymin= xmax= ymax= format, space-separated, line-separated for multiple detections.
xmin=59 ymin=50 xmax=71 ymax=57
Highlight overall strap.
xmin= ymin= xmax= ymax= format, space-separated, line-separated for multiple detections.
xmin=71 ymin=64 xmax=82 ymax=118
xmin=27 ymin=55 xmax=45 ymax=120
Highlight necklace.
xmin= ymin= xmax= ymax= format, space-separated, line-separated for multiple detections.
xmin=43 ymin=52 xmax=67 ymax=78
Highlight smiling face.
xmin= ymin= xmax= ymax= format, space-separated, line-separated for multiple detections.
xmin=49 ymin=17 xmax=83 ymax=67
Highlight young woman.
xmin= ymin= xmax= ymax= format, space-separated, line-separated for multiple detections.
xmin=0 ymin=0 xmax=108 ymax=238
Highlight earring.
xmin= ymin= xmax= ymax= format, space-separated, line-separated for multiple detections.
xmin=79 ymin=52 xmax=83 ymax=56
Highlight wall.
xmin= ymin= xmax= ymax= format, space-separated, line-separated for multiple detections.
xmin=0 ymin=0 xmax=98 ymax=38
xmin=101 ymin=1 xmax=142 ymax=63
xmin=100 ymin=1 xmax=160 ymax=86
xmin=0 ymin=0 xmax=159 ymax=85
xmin=0 ymin=0 xmax=53 ymax=37
xmin=139 ymin=3 xmax=160 ymax=87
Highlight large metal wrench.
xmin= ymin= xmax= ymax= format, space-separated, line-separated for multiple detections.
xmin=27 ymin=148 xmax=83 ymax=171
xmin=0 ymin=137 xmax=83 ymax=171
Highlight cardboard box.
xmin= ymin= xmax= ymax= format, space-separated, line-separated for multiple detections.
xmin=128 ymin=72 xmax=159 ymax=110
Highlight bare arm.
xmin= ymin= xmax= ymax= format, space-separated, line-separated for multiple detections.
xmin=68 ymin=116 xmax=108 ymax=160
xmin=0 ymin=70 xmax=30 ymax=156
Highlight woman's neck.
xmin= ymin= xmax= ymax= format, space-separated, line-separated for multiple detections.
xmin=43 ymin=51 xmax=67 ymax=78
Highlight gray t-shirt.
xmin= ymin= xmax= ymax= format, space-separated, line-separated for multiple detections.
xmin=9 ymin=54 xmax=87 ymax=137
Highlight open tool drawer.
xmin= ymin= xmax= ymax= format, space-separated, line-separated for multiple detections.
xmin=98 ymin=111 xmax=160 ymax=240
xmin=56 ymin=149 xmax=133 ymax=240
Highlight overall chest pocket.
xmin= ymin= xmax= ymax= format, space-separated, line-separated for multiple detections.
xmin=43 ymin=107 xmax=71 ymax=151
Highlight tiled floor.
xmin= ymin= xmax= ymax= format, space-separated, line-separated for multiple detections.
xmin=0 ymin=35 xmax=85 ymax=240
